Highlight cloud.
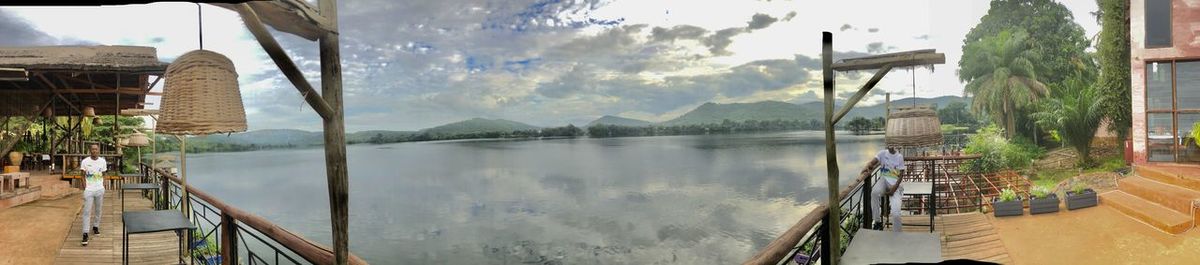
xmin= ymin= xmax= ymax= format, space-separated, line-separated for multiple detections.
xmin=867 ymin=28 xmax=879 ymax=33
xmin=782 ymin=11 xmax=797 ymax=22
xmin=0 ymin=9 xmax=95 ymax=46
xmin=839 ymin=24 xmax=854 ymax=31
xmin=747 ymin=13 xmax=778 ymax=30
xmin=914 ymin=34 xmax=930 ymax=40
xmin=867 ymin=42 xmax=888 ymax=53
xmin=650 ymin=25 xmax=708 ymax=42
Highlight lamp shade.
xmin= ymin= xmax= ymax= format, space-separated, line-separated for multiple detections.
xmin=42 ymin=107 xmax=53 ymax=118
xmin=83 ymin=106 xmax=96 ymax=117
xmin=157 ymin=50 xmax=247 ymax=135
xmin=884 ymin=106 xmax=943 ymax=148
xmin=118 ymin=137 xmax=130 ymax=146
xmin=127 ymin=132 xmax=150 ymax=147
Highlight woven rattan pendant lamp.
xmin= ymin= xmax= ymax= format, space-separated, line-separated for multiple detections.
xmin=157 ymin=4 xmax=246 ymax=218
xmin=884 ymin=67 xmax=943 ymax=148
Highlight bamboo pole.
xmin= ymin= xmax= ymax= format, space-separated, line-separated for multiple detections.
xmin=319 ymin=0 xmax=350 ymax=264
xmin=821 ymin=31 xmax=839 ymax=265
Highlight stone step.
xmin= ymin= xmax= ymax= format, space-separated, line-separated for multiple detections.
xmin=1101 ymin=191 xmax=1193 ymax=234
xmin=1118 ymin=176 xmax=1200 ymax=214
xmin=1135 ymin=165 xmax=1200 ymax=192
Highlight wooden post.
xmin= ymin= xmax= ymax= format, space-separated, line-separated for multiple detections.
xmin=821 ymin=31 xmax=840 ymax=265
xmin=318 ymin=0 xmax=350 ymax=264
xmin=221 ymin=212 xmax=238 ymax=265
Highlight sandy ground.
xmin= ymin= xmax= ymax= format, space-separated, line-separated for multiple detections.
xmin=989 ymin=203 xmax=1200 ymax=265
xmin=0 ymin=194 xmax=81 ymax=265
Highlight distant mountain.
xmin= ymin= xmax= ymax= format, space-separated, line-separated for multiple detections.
xmin=419 ymin=118 xmax=540 ymax=136
xmin=659 ymin=96 xmax=969 ymax=126
xmin=347 ymin=130 xmax=417 ymax=143
xmin=663 ymin=101 xmax=816 ymax=125
xmin=586 ymin=115 xmax=653 ymax=127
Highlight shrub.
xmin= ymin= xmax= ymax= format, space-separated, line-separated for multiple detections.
xmin=1071 ymin=182 xmax=1089 ymax=195
xmin=960 ymin=124 xmax=1045 ymax=173
xmin=998 ymin=187 xmax=1020 ymax=202
xmin=1030 ymin=185 xmax=1053 ymax=199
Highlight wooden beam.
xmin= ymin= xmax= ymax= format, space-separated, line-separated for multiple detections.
xmin=0 ymin=67 xmax=27 ymax=81
xmin=831 ymin=50 xmax=945 ymax=71
xmin=213 ymin=0 xmax=335 ymax=41
xmin=820 ymin=31 xmax=840 ymax=265
xmin=234 ymin=3 xmax=335 ymax=120
xmin=0 ymin=88 xmax=161 ymax=96
xmin=55 ymin=73 xmax=114 ymax=89
xmin=832 ymin=64 xmax=893 ymax=124
xmin=318 ymin=0 xmax=350 ymax=264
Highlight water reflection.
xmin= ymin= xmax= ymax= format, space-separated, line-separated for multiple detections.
xmin=183 ymin=131 xmax=883 ymax=264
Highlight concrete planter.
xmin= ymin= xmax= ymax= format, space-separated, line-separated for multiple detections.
xmin=1066 ymin=189 xmax=1098 ymax=210
xmin=993 ymin=198 xmax=1024 ymax=217
xmin=1029 ymin=194 xmax=1060 ymax=214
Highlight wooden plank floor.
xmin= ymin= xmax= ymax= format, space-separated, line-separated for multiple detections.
xmin=896 ymin=212 xmax=1012 ymax=264
xmin=55 ymin=190 xmax=184 ymax=265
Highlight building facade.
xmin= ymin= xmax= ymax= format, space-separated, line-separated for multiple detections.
xmin=1131 ymin=0 xmax=1200 ymax=163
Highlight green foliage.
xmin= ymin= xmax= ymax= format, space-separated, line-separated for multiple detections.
xmin=938 ymin=101 xmax=979 ymax=129
xmin=1096 ymin=0 xmax=1132 ymax=148
xmin=1031 ymin=76 xmax=1105 ymax=166
xmin=964 ymin=0 xmax=1094 ymax=85
xmin=961 ymin=124 xmax=1044 ymax=172
xmin=586 ymin=118 xmax=825 ymax=138
xmin=846 ymin=117 xmax=873 ymax=135
xmin=959 ymin=29 xmax=1049 ymax=139
xmin=1030 ymin=185 xmax=1053 ymax=199
xmin=1193 ymin=122 xmax=1200 ymax=148
xmin=998 ymin=188 xmax=1020 ymax=202
xmin=1071 ymin=182 xmax=1088 ymax=195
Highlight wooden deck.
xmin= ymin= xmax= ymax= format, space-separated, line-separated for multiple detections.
xmin=54 ymin=190 xmax=183 ymax=265
xmin=898 ymin=212 xmax=1012 ymax=264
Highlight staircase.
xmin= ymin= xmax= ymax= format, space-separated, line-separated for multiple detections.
xmin=1101 ymin=164 xmax=1200 ymax=234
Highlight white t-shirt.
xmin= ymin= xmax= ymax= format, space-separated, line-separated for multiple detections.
xmin=80 ymin=157 xmax=107 ymax=191
xmin=875 ymin=150 xmax=905 ymax=172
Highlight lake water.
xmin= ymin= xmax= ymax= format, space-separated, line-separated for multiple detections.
xmin=180 ymin=131 xmax=884 ymax=264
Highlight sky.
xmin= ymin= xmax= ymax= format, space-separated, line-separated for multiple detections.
xmin=0 ymin=0 xmax=1100 ymax=132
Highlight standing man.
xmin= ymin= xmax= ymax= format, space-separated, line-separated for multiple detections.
xmin=80 ymin=144 xmax=106 ymax=246
xmin=870 ymin=146 xmax=905 ymax=232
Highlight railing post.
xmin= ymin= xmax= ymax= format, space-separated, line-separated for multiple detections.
xmin=861 ymin=170 xmax=873 ymax=229
xmin=160 ymin=170 xmax=169 ymax=210
xmin=221 ymin=212 xmax=238 ymax=265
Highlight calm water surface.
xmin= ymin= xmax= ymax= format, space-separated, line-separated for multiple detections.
xmin=182 ymin=131 xmax=883 ymax=264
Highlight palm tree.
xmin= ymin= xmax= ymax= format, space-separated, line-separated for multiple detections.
xmin=959 ymin=29 xmax=1049 ymax=138
xmin=1031 ymin=77 xmax=1104 ymax=166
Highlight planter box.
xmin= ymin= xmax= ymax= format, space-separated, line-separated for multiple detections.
xmin=1066 ymin=189 xmax=1098 ymax=210
xmin=993 ymin=198 xmax=1024 ymax=217
xmin=1029 ymin=194 xmax=1060 ymax=214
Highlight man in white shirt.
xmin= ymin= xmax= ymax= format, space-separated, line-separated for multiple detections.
xmin=80 ymin=144 xmax=106 ymax=246
xmin=870 ymin=146 xmax=905 ymax=232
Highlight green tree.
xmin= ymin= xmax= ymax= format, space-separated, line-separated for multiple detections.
xmin=963 ymin=0 xmax=1094 ymax=85
xmin=938 ymin=101 xmax=978 ymax=127
xmin=846 ymin=117 xmax=872 ymax=135
xmin=1095 ymin=0 xmax=1131 ymax=152
xmin=1031 ymin=77 xmax=1105 ymax=166
xmin=960 ymin=29 xmax=1049 ymax=139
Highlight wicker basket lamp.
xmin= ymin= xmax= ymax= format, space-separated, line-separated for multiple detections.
xmin=157 ymin=49 xmax=247 ymax=219
xmin=127 ymin=132 xmax=150 ymax=147
xmin=157 ymin=49 xmax=247 ymax=135
xmin=83 ymin=106 xmax=96 ymax=117
xmin=884 ymin=106 xmax=943 ymax=148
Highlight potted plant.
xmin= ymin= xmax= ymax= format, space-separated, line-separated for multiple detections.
xmin=992 ymin=187 xmax=1024 ymax=217
xmin=7 ymin=141 xmax=34 ymax=169
xmin=1066 ymin=183 xmax=1098 ymax=210
xmin=1028 ymin=185 xmax=1060 ymax=214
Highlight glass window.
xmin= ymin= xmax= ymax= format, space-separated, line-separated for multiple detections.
xmin=1177 ymin=61 xmax=1200 ymax=109
xmin=1179 ymin=114 xmax=1200 ymax=162
xmin=1146 ymin=0 xmax=1172 ymax=48
xmin=1148 ymin=62 xmax=1174 ymax=111
xmin=1149 ymin=113 xmax=1175 ymax=162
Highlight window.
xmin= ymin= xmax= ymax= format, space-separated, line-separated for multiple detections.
xmin=1178 ymin=62 xmax=1200 ymax=109
xmin=1149 ymin=62 xmax=1173 ymax=110
xmin=1146 ymin=0 xmax=1172 ymax=48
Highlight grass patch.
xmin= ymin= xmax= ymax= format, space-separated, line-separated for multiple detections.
xmin=1031 ymin=154 xmax=1126 ymax=190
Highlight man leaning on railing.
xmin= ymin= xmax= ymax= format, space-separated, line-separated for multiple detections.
xmin=870 ymin=146 xmax=904 ymax=232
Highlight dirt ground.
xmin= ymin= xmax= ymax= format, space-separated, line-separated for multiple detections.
xmin=0 ymin=194 xmax=81 ymax=265
xmin=990 ymin=200 xmax=1200 ymax=265
xmin=1055 ymin=171 xmax=1126 ymax=193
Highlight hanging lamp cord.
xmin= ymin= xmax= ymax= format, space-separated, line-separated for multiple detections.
xmin=197 ymin=3 xmax=203 ymax=50
xmin=911 ymin=66 xmax=917 ymax=107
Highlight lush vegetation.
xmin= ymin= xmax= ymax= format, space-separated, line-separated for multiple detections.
xmin=1029 ymin=185 xmax=1053 ymax=199
xmin=1095 ymin=0 xmax=1132 ymax=149
xmin=1031 ymin=76 xmax=1106 ymax=166
xmin=588 ymin=119 xmax=825 ymax=138
xmin=998 ymin=187 xmax=1020 ymax=202
xmin=1032 ymin=153 xmax=1125 ymax=189
xmin=845 ymin=117 xmax=885 ymax=135
xmin=960 ymin=125 xmax=1044 ymax=173
xmin=964 ymin=0 xmax=1094 ymax=86
xmin=960 ymin=29 xmax=1048 ymax=139
xmin=938 ymin=102 xmax=980 ymax=131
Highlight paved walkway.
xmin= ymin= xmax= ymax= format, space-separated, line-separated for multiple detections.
xmin=54 ymin=190 xmax=182 ymax=265
xmin=991 ymin=204 xmax=1200 ymax=265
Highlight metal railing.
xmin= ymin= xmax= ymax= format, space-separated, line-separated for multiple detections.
xmin=141 ymin=163 xmax=368 ymax=265
xmin=779 ymin=165 xmax=881 ymax=265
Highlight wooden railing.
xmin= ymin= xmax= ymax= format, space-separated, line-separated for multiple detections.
xmin=143 ymin=164 xmax=368 ymax=265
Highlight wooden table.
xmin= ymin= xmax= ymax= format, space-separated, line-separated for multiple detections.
xmin=122 ymin=210 xmax=194 ymax=265
xmin=840 ymin=229 xmax=942 ymax=265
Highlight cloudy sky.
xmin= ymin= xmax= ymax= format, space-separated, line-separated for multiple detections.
xmin=0 ymin=0 xmax=1099 ymax=131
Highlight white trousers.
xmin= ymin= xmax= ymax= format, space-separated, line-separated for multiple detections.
xmin=82 ymin=189 xmax=105 ymax=234
xmin=870 ymin=177 xmax=903 ymax=232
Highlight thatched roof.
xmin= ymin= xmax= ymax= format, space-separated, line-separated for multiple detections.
xmin=0 ymin=46 xmax=168 ymax=73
